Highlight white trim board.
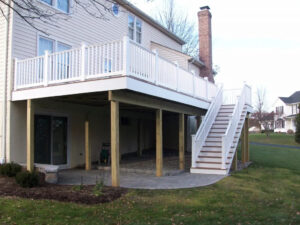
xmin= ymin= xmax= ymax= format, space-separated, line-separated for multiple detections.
xmin=11 ymin=76 xmax=211 ymax=110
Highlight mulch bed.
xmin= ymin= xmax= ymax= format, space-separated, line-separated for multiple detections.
xmin=0 ymin=176 xmax=127 ymax=205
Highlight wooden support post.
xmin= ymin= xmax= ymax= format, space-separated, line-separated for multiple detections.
xmin=245 ymin=116 xmax=250 ymax=162
xmin=241 ymin=122 xmax=247 ymax=164
xmin=111 ymin=101 xmax=120 ymax=187
xmin=196 ymin=116 xmax=201 ymax=129
xmin=156 ymin=109 xmax=163 ymax=177
xmin=26 ymin=99 xmax=34 ymax=172
xmin=232 ymin=151 xmax=238 ymax=171
xmin=137 ymin=119 xmax=143 ymax=156
xmin=179 ymin=113 xmax=185 ymax=170
xmin=85 ymin=120 xmax=91 ymax=171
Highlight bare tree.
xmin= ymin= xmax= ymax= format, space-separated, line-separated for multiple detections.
xmin=0 ymin=0 xmax=151 ymax=34
xmin=155 ymin=0 xmax=198 ymax=57
xmin=254 ymin=87 xmax=272 ymax=135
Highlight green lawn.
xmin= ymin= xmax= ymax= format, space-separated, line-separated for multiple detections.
xmin=1 ymin=145 xmax=300 ymax=225
xmin=249 ymin=133 xmax=300 ymax=146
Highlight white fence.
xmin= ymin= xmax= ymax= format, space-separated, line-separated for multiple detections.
xmin=14 ymin=36 xmax=218 ymax=101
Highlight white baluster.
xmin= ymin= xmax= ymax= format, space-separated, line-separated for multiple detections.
xmin=123 ymin=36 xmax=130 ymax=75
xmin=81 ymin=42 xmax=86 ymax=81
xmin=152 ymin=49 xmax=158 ymax=84
xmin=43 ymin=51 xmax=49 ymax=87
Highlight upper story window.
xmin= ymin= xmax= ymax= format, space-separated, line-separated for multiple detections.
xmin=39 ymin=37 xmax=54 ymax=56
xmin=128 ymin=15 xmax=135 ymax=40
xmin=40 ymin=0 xmax=70 ymax=13
xmin=128 ymin=14 xmax=142 ymax=44
xmin=38 ymin=36 xmax=71 ymax=56
xmin=276 ymin=106 xmax=284 ymax=115
xmin=136 ymin=19 xmax=142 ymax=44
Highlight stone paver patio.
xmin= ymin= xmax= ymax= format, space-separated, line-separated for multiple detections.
xmin=58 ymin=154 xmax=226 ymax=189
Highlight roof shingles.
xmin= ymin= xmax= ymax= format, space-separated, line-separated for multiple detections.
xmin=279 ymin=91 xmax=300 ymax=104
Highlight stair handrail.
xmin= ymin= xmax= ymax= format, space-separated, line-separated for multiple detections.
xmin=192 ymin=85 xmax=223 ymax=168
xmin=221 ymin=85 xmax=247 ymax=169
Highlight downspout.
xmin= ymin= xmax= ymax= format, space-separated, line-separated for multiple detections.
xmin=1 ymin=0 xmax=12 ymax=164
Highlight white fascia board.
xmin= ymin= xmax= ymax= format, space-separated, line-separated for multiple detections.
xmin=126 ymin=77 xmax=210 ymax=109
xmin=11 ymin=76 xmax=128 ymax=101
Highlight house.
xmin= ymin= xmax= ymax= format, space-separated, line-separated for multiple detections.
xmin=273 ymin=91 xmax=300 ymax=133
xmin=0 ymin=0 xmax=252 ymax=186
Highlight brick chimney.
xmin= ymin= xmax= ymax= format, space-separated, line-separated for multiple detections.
xmin=198 ymin=6 xmax=214 ymax=83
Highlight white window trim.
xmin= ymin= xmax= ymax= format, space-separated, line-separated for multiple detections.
xmin=37 ymin=34 xmax=72 ymax=56
xmin=128 ymin=13 xmax=142 ymax=44
xmin=38 ymin=0 xmax=72 ymax=14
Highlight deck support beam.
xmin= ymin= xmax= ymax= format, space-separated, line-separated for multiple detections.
xmin=232 ymin=151 xmax=238 ymax=171
xmin=85 ymin=120 xmax=91 ymax=171
xmin=156 ymin=109 xmax=163 ymax=177
xmin=27 ymin=99 xmax=34 ymax=172
xmin=111 ymin=101 xmax=120 ymax=187
xmin=241 ymin=119 xmax=248 ymax=164
xmin=179 ymin=113 xmax=185 ymax=170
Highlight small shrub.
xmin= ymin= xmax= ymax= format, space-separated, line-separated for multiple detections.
xmin=0 ymin=162 xmax=22 ymax=177
xmin=93 ymin=180 xmax=104 ymax=197
xmin=72 ymin=185 xmax=84 ymax=191
xmin=287 ymin=129 xmax=294 ymax=134
xmin=15 ymin=171 xmax=39 ymax=188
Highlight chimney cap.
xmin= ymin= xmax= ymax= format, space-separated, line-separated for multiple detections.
xmin=200 ymin=6 xmax=210 ymax=10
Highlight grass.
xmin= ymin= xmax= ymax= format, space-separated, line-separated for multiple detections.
xmin=1 ymin=145 xmax=300 ymax=224
xmin=249 ymin=133 xmax=300 ymax=146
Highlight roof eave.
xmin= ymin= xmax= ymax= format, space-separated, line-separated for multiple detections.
xmin=116 ymin=0 xmax=186 ymax=45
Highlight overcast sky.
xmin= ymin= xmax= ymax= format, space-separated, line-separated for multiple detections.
xmin=129 ymin=0 xmax=300 ymax=111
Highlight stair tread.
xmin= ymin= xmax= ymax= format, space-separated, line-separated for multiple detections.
xmin=191 ymin=167 xmax=227 ymax=170
xmin=196 ymin=161 xmax=230 ymax=164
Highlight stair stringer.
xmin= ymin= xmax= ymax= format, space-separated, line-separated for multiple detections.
xmin=224 ymin=106 xmax=248 ymax=174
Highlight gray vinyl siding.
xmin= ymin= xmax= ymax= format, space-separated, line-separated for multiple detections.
xmin=150 ymin=42 xmax=189 ymax=70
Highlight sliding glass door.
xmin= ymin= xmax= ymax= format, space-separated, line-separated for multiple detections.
xmin=34 ymin=115 xmax=68 ymax=165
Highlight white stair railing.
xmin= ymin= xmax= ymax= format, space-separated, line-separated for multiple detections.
xmin=221 ymin=85 xmax=247 ymax=169
xmin=191 ymin=85 xmax=223 ymax=168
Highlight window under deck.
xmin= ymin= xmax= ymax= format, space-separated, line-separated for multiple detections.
xmin=12 ymin=36 xmax=218 ymax=109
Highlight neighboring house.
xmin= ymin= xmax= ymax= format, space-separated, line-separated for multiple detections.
xmin=273 ymin=91 xmax=300 ymax=133
xmin=0 ymin=1 xmax=252 ymax=186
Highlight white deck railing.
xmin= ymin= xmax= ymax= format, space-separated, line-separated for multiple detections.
xmin=191 ymin=86 xmax=223 ymax=168
xmin=221 ymin=85 xmax=248 ymax=169
xmin=14 ymin=36 xmax=218 ymax=101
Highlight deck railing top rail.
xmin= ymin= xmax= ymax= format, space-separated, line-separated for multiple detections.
xmin=14 ymin=36 xmax=218 ymax=102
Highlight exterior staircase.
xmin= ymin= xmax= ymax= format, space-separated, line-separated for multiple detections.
xmin=191 ymin=85 xmax=251 ymax=175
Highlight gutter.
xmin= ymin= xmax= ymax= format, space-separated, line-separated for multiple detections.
xmin=1 ymin=0 xmax=11 ymax=164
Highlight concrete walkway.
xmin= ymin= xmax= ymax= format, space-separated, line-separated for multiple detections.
xmin=58 ymin=169 xmax=226 ymax=189
xmin=250 ymin=142 xmax=300 ymax=149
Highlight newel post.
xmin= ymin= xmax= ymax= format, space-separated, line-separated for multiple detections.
xmin=14 ymin=58 xmax=18 ymax=90
xmin=81 ymin=42 xmax=86 ymax=81
xmin=191 ymin=134 xmax=196 ymax=168
xmin=205 ymin=77 xmax=209 ymax=100
xmin=43 ymin=51 xmax=49 ymax=86
xmin=152 ymin=49 xmax=158 ymax=84
xmin=123 ymin=36 xmax=130 ymax=76
xmin=191 ymin=70 xmax=195 ymax=97
xmin=175 ymin=61 xmax=179 ymax=91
